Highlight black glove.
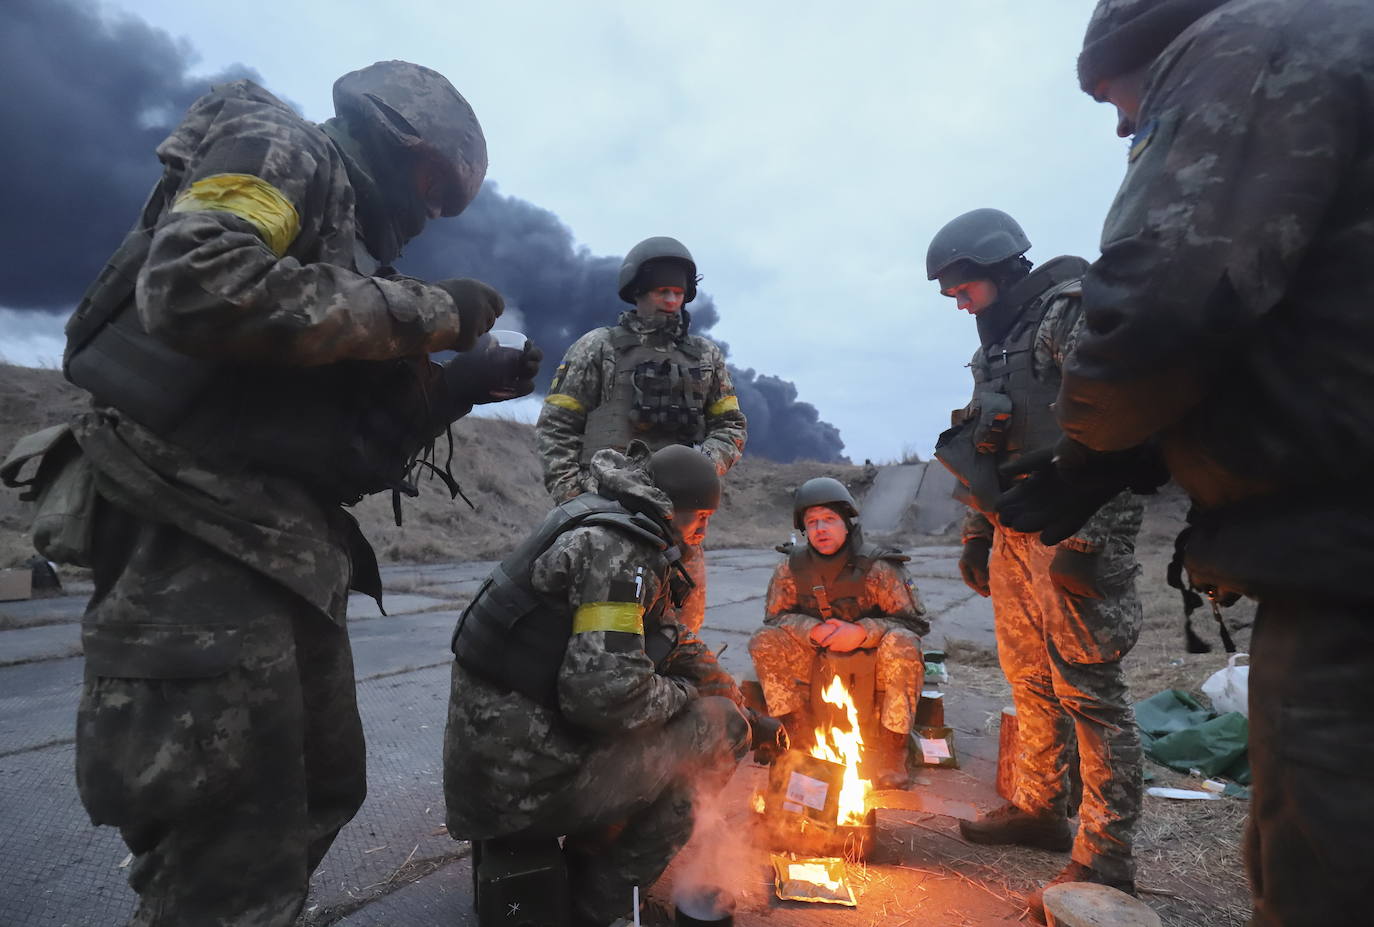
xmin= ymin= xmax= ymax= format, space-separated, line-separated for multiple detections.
xmin=440 ymin=336 xmax=543 ymax=406
xmin=433 ymin=278 xmax=504 ymax=350
xmin=958 ymin=537 xmax=992 ymax=597
xmin=745 ymin=709 xmax=790 ymax=765
xmin=1048 ymin=546 xmax=1106 ymax=599
xmin=996 ymin=439 xmax=1168 ymax=546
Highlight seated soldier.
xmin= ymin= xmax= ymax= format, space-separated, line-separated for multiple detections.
xmin=444 ymin=443 xmax=779 ymax=927
xmin=749 ymin=477 xmax=929 ymax=789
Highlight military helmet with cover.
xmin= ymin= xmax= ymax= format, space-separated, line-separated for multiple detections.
xmin=926 ymin=208 xmax=1032 ymax=284
xmin=649 ymin=445 xmax=721 ymax=512
xmin=792 ymin=477 xmax=859 ymax=530
xmin=1077 ymin=0 xmax=1230 ymax=93
xmin=617 ymin=236 xmax=699 ymax=305
xmin=332 ymin=60 xmax=487 ymax=218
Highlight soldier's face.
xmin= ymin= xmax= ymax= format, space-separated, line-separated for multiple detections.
xmin=671 ymin=508 xmax=712 ymax=545
xmin=941 ymin=280 xmax=999 ymax=316
xmin=636 ymin=286 xmax=686 ymax=315
xmin=1094 ymin=67 xmax=1150 ymax=138
xmin=803 ymin=506 xmax=849 ymax=556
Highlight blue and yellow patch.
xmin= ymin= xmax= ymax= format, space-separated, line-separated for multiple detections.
xmin=1128 ymin=118 xmax=1157 ymax=163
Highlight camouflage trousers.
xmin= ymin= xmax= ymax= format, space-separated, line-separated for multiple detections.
xmin=990 ymin=528 xmax=1142 ymax=882
xmin=76 ymin=499 xmax=366 ymax=926
xmin=1246 ymin=594 xmax=1374 ymax=927
xmin=747 ymin=625 xmax=924 ymax=734
xmin=495 ymin=696 xmax=749 ymax=925
xmin=675 ymin=541 xmax=706 ymax=633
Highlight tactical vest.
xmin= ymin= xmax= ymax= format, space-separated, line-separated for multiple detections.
xmin=451 ymin=493 xmax=681 ymax=705
xmin=580 ymin=326 xmax=709 ymax=464
xmin=62 ymin=180 xmax=441 ymax=505
xmin=934 ymin=256 xmax=1087 ymax=514
xmin=786 ymin=539 xmax=910 ymax=624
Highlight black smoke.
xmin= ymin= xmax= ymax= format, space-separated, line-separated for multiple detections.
xmin=0 ymin=0 xmax=261 ymax=309
xmin=0 ymin=0 xmax=847 ymax=463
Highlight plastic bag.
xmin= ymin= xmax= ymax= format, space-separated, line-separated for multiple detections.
xmin=1201 ymin=653 xmax=1249 ymax=718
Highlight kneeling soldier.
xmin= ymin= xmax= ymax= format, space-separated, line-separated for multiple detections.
xmin=444 ymin=443 xmax=771 ymax=927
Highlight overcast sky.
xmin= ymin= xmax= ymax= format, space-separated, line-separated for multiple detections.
xmin=0 ymin=0 xmax=1131 ymax=463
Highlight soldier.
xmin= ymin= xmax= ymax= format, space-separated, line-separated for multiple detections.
xmin=536 ymin=237 xmax=748 ymax=632
xmin=52 ymin=62 xmax=538 ymax=925
xmin=748 ymin=477 xmax=928 ymax=789
xmin=997 ymin=2 xmax=1374 ymax=923
xmin=444 ymin=444 xmax=775 ymax=927
xmin=928 ymin=209 xmax=1144 ymax=914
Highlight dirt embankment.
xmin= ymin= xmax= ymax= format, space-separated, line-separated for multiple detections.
xmin=0 ymin=363 xmax=872 ymax=567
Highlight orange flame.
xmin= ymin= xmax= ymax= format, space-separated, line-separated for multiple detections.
xmin=808 ymin=674 xmax=872 ymax=825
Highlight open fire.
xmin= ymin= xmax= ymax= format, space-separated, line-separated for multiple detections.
xmin=808 ymin=674 xmax=873 ymax=825
xmin=756 ymin=671 xmax=877 ymax=862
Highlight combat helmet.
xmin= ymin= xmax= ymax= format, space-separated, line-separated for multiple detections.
xmin=332 ymin=60 xmax=487 ymax=218
xmin=925 ymin=208 xmax=1031 ymax=283
xmin=617 ymin=237 xmax=699 ymax=304
xmin=792 ymin=477 xmax=859 ymax=530
xmin=649 ymin=445 xmax=721 ymax=511
xmin=1078 ymin=0 xmax=1229 ymax=93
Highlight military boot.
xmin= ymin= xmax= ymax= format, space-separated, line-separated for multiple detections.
xmin=957 ymin=803 xmax=1073 ymax=852
xmin=1025 ymin=860 xmax=1136 ymax=923
xmin=869 ymin=728 xmax=910 ymax=790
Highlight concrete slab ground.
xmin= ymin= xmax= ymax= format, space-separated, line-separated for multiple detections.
xmin=0 ymin=545 xmax=1011 ymax=927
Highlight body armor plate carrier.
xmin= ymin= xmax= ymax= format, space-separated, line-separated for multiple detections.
xmin=451 ymin=493 xmax=680 ymax=705
xmin=934 ymin=256 xmax=1088 ymax=514
xmin=786 ymin=537 xmax=910 ymax=624
xmin=581 ymin=326 xmax=709 ymax=463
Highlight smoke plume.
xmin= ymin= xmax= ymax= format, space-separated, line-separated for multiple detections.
xmin=1 ymin=0 xmax=846 ymax=463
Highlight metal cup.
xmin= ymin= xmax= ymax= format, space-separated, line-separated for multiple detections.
xmin=481 ymin=329 xmax=528 ymax=397
xmin=674 ymin=885 xmax=735 ymax=927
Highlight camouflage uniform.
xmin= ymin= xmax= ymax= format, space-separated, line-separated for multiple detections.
xmin=68 ymin=74 xmax=480 ymax=925
xmin=1062 ymin=2 xmax=1374 ymax=920
xmin=536 ymin=310 xmax=747 ymax=631
xmin=444 ymin=450 xmax=749 ymax=926
xmin=749 ymin=546 xmax=929 ymax=734
xmin=959 ymin=286 xmax=1144 ymax=883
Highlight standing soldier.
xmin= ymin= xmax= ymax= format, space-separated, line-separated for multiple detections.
xmin=929 ymin=209 xmax=1144 ymax=915
xmin=536 ymin=237 xmax=747 ymax=632
xmin=999 ymin=2 xmax=1374 ymax=924
xmin=444 ymin=444 xmax=775 ymax=927
xmin=748 ymin=478 xmax=928 ymax=789
xmin=39 ymin=62 xmax=537 ymax=925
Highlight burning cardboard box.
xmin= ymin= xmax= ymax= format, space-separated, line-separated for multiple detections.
xmin=756 ymin=676 xmax=876 ymax=861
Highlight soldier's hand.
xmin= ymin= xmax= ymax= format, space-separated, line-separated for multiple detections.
xmin=745 ymin=709 xmax=790 ymax=764
xmin=958 ymin=537 xmax=992 ymax=597
xmin=440 ymin=335 xmax=543 ymax=406
xmin=434 ymin=278 xmax=504 ymax=351
xmin=809 ymin=619 xmax=838 ymax=647
xmin=822 ymin=621 xmax=867 ymax=653
xmin=1048 ymin=547 xmax=1106 ymax=599
xmin=998 ymin=438 xmax=1168 ymax=546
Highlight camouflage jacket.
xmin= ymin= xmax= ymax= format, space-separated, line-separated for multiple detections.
xmin=535 ymin=311 xmax=747 ymax=501
xmin=1058 ymin=0 xmax=1374 ymax=595
xmin=1061 ymin=0 xmax=1374 ymax=509
xmin=764 ymin=544 xmax=930 ymax=645
xmin=445 ymin=449 xmax=739 ymax=839
xmin=138 ymin=79 xmax=462 ymax=365
xmin=962 ymin=287 xmax=1143 ymax=554
xmin=66 ymin=80 xmax=476 ymax=613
